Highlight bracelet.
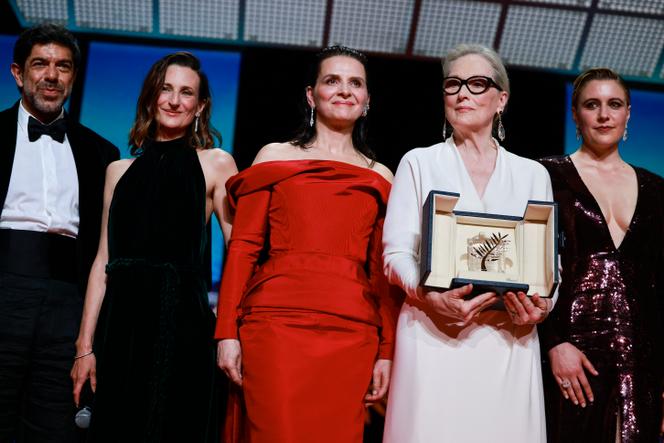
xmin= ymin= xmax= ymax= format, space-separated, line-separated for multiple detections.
xmin=74 ymin=350 xmax=94 ymax=360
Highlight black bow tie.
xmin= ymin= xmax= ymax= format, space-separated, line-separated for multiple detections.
xmin=27 ymin=116 xmax=67 ymax=143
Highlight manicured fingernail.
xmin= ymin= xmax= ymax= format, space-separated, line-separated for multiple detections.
xmin=573 ymin=400 xmax=578 ymax=405
xmin=581 ymin=403 xmax=586 ymax=408
xmin=589 ymin=397 xmax=594 ymax=402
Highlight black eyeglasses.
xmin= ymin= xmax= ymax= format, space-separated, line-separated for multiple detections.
xmin=443 ymin=76 xmax=503 ymax=95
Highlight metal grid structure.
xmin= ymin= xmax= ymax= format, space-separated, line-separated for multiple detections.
xmin=160 ymin=0 xmax=239 ymax=40
xmin=9 ymin=0 xmax=664 ymax=85
xmin=15 ymin=0 xmax=68 ymax=25
xmin=580 ymin=14 xmax=664 ymax=76
xmin=413 ymin=0 xmax=501 ymax=58
xmin=74 ymin=0 xmax=152 ymax=32
xmin=598 ymin=0 xmax=664 ymax=14
xmin=499 ymin=6 xmax=586 ymax=69
xmin=328 ymin=0 xmax=415 ymax=53
xmin=520 ymin=0 xmax=592 ymax=6
xmin=244 ymin=0 xmax=326 ymax=46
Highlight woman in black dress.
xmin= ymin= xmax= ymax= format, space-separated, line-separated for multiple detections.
xmin=70 ymin=52 xmax=237 ymax=442
xmin=540 ymin=68 xmax=664 ymax=442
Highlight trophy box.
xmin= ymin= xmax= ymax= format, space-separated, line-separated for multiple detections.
xmin=420 ymin=190 xmax=559 ymax=300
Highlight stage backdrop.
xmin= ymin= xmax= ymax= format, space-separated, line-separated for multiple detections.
xmin=0 ymin=35 xmax=18 ymax=107
xmin=565 ymin=83 xmax=664 ymax=177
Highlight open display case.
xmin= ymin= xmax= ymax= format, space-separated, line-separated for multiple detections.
xmin=420 ymin=191 xmax=559 ymax=300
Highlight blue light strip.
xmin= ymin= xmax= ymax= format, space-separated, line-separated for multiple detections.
xmin=67 ymin=0 xmax=75 ymax=28
xmin=8 ymin=0 xmax=28 ymax=27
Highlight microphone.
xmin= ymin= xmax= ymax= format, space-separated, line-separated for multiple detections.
xmin=75 ymin=381 xmax=94 ymax=429
xmin=75 ymin=406 xmax=92 ymax=429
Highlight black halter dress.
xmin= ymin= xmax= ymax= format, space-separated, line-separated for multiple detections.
xmin=89 ymin=138 xmax=218 ymax=442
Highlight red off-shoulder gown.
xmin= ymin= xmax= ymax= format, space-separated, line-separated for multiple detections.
xmin=216 ymin=160 xmax=402 ymax=443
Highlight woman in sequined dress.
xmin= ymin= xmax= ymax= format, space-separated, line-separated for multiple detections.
xmin=539 ymin=68 xmax=664 ymax=442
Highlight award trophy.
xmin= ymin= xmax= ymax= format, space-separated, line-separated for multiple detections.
xmin=420 ymin=190 xmax=559 ymax=303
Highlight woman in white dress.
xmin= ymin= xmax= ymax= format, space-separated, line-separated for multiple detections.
xmin=382 ymin=44 xmax=555 ymax=443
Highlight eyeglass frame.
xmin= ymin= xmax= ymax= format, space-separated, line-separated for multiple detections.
xmin=443 ymin=75 xmax=503 ymax=95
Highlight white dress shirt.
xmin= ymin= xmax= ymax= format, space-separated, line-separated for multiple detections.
xmin=0 ymin=101 xmax=79 ymax=237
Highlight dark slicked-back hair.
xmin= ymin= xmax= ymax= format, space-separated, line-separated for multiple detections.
xmin=13 ymin=23 xmax=81 ymax=70
xmin=290 ymin=45 xmax=375 ymax=162
xmin=129 ymin=51 xmax=220 ymax=155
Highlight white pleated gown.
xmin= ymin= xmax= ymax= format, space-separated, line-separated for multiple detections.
xmin=382 ymin=139 xmax=554 ymax=443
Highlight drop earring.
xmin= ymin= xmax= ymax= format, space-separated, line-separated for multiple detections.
xmin=309 ymin=107 xmax=315 ymax=127
xmin=442 ymin=119 xmax=447 ymax=139
xmin=194 ymin=114 xmax=200 ymax=133
xmin=362 ymin=104 xmax=370 ymax=117
xmin=497 ymin=111 xmax=505 ymax=141
xmin=576 ymin=126 xmax=581 ymax=141
xmin=622 ymin=123 xmax=628 ymax=142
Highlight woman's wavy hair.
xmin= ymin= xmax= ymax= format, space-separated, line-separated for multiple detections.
xmin=290 ymin=45 xmax=375 ymax=162
xmin=129 ymin=51 xmax=221 ymax=155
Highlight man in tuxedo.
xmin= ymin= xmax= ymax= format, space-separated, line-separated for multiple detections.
xmin=0 ymin=24 xmax=119 ymax=442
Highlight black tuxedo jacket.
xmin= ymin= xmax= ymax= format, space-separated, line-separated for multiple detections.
xmin=0 ymin=101 xmax=120 ymax=295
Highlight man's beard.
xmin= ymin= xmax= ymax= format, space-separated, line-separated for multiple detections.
xmin=25 ymin=81 xmax=69 ymax=121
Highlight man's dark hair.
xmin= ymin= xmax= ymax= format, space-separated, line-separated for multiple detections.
xmin=13 ymin=23 xmax=81 ymax=70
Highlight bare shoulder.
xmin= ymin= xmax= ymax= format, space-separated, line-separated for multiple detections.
xmin=371 ymin=161 xmax=394 ymax=183
xmin=253 ymin=142 xmax=298 ymax=165
xmin=198 ymin=148 xmax=238 ymax=175
xmin=106 ymin=159 xmax=133 ymax=181
xmin=103 ymin=159 xmax=133 ymax=196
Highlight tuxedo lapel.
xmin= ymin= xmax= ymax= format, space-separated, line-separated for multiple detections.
xmin=65 ymin=116 xmax=86 ymax=197
xmin=0 ymin=102 xmax=20 ymax=214
xmin=64 ymin=119 xmax=98 ymax=294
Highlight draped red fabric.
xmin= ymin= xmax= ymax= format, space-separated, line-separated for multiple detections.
xmin=216 ymin=160 xmax=403 ymax=442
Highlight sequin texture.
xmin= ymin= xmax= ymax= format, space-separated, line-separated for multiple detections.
xmin=539 ymin=156 xmax=664 ymax=443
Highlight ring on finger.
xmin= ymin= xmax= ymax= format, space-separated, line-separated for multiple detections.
xmin=560 ymin=379 xmax=571 ymax=389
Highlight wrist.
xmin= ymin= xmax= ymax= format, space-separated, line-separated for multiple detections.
xmin=74 ymin=350 xmax=94 ymax=360
xmin=414 ymin=286 xmax=427 ymax=302
xmin=419 ymin=288 xmax=439 ymax=302
xmin=220 ymin=338 xmax=240 ymax=343
xmin=75 ymin=339 xmax=93 ymax=354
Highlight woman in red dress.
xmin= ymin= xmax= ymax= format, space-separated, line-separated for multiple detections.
xmin=216 ymin=46 xmax=401 ymax=443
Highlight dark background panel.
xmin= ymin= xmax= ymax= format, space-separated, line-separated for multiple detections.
xmin=231 ymin=47 xmax=568 ymax=172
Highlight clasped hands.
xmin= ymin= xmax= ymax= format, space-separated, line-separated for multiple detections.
xmin=421 ymin=283 xmax=550 ymax=326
